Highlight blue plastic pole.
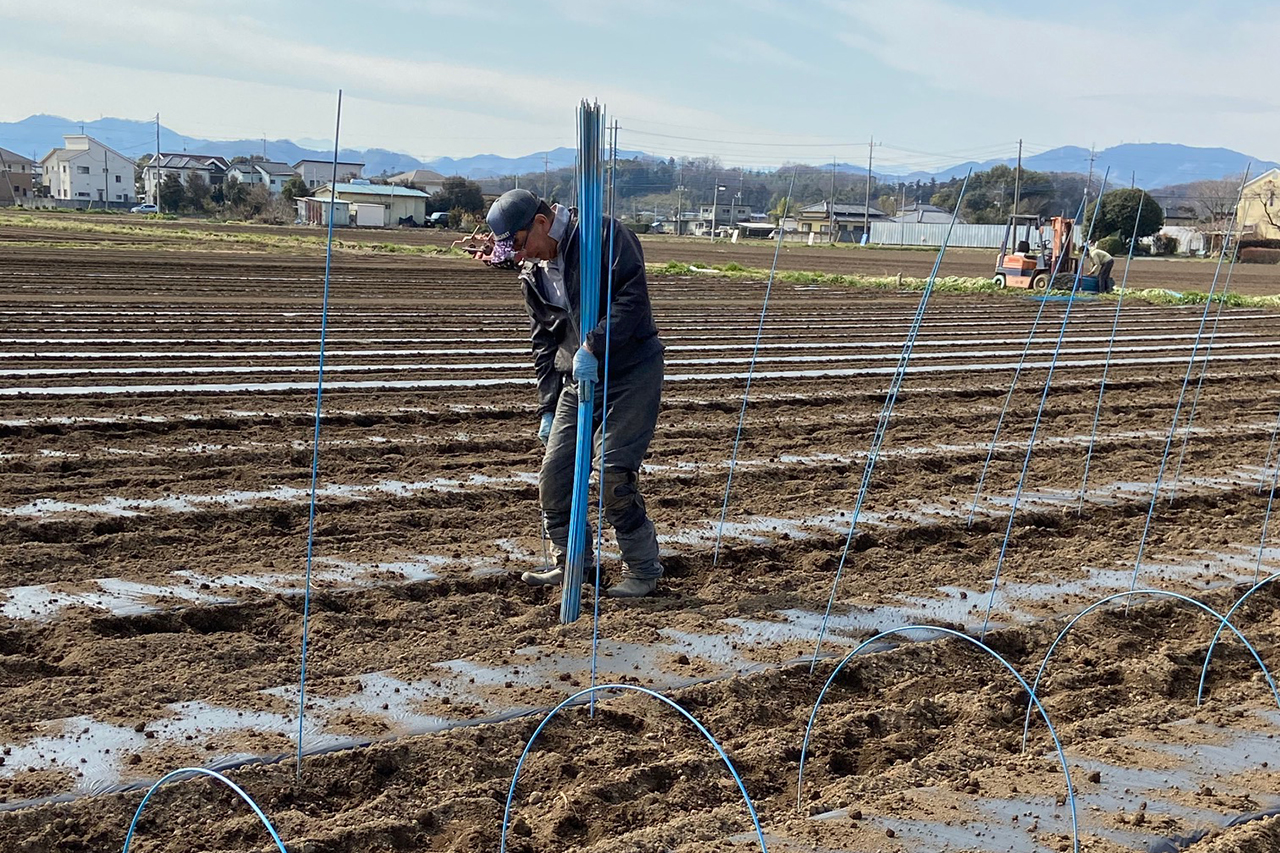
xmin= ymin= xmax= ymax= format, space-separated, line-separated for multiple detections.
xmin=978 ymin=171 xmax=1110 ymax=639
xmin=1077 ymin=193 xmax=1146 ymax=512
xmin=1021 ymin=590 xmax=1279 ymax=751
xmin=590 ymin=119 xmax=618 ymax=715
xmin=798 ymin=626 xmax=1079 ymax=853
xmin=1165 ymin=242 xmax=1244 ymax=503
xmin=1198 ymin=572 xmax=1280 ymax=703
xmin=810 ymin=172 xmax=972 ymax=669
xmin=500 ymin=684 xmax=768 ymax=853
xmin=562 ymin=101 xmax=605 ymax=624
xmin=1128 ymin=168 xmax=1251 ymax=594
xmin=1252 ymin=451 xmax=1280 ymax=583
xmin=296 ymin=89 xmax=342 ymax=777
xmin=121 ymin=767 xmax=288 ymax=853
xmin=1259 ymin=411 xmax=1280 ymax=495
xmin=714 ymin=166 xmax=798 ymax=566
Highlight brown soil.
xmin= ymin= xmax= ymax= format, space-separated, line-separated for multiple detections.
xmin=0 ymin=221 xmax=1278 ymax=852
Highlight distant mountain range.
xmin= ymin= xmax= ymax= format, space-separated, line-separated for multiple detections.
xmin=834 ymin=143 xmax=1276 ymax=189
xmin=2 ymin=114 xmax=1275 ymax=189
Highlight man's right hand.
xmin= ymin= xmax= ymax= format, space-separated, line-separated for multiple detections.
xmin=538 ymin=412 xmax=554 ymax=445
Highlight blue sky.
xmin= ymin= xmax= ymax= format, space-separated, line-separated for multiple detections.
xmin=2 ymin=0 xmax=1276 ymax=170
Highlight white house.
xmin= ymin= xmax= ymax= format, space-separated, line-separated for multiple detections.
xmin=311 ymin=181 xmax=429 ymax=225
xmin=143 ymin=153 xmax=230 ymax=204
xmin=226 ymin=161 xmax=297 ymax=194
xmin=295 ymin=159 xmax=363 ymax=189
xmin=40 ymin=135 xmax=135 ymax=205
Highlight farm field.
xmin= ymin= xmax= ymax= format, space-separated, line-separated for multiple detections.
xmin=0 ymin=222 xmax=1279 ymax=852
xmin=4 ymin=210 xmax=1280 ymax=296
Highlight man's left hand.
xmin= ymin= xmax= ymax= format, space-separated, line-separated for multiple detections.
xmin=573 ymin=346 xmax=598 ymax=383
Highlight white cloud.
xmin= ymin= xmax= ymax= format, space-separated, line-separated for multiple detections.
xmin=709 ymin=36 xmax=808 ymax=72
xmin=820 ymin=0 xmax=1280 ymax=156
xmin=0 ymin=0 xmax=738 ymax=145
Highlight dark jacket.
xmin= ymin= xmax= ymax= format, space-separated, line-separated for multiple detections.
xmin=520 ymin=212 xmax=662 ymax=415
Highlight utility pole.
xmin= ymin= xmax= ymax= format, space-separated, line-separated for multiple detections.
xmin=899 ymin=183 xmax=908 ymax=245
xmin=543 ymin=153 xmax=549 ymax=198
xmin=862 ymin=136 xmax=878 ymax=243
xmin=676 ymin=163 xmax=684 ymax=236
xmin=1131 ymin=171 xmax=1135 ymax=189
xmin=710 ymin=180 xmax=727 ymax=241
xmin=1012 ymin=138 xmax=1022 ymax=217
xmin=1086 ymin=145 xmax=1097 ymax=202
xmin=828 ymin=157 xmax=836 ymax=242
xmin=154 ymin=113 xmax=162 ymax=209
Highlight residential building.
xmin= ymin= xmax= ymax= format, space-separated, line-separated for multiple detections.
xmin=892 ymin=202 xmax=961 ymax=224
xmin=310 ymin=180 xmax=430 ymax=226
xmin=295 ymin=159 xmax=364 ymax=188
xmin=1237 ymin=168 xmax=1280 ymax=241
xmin=0 ymin=147 xmax=37 ymax=204
xmin=142 ymin=153 xmax=230 ymax=204
xmin=794 ymin=201 xmax=889 ymax=242
xmin=226 ymin=161 xmax=297 ymax=194
xmin=39 ymin=135 xmax=135 ymax=205
xmin=691 ymin=200 xmax=753 ymax=236
xmin=386 ymin=169 xmax=446 ymax=195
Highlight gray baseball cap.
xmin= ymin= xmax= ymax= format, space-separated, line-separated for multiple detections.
xmin=487 ymin=189 xmax=540 ymax=241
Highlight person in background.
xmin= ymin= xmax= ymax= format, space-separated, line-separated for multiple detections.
xmin=1083 ymin=242 xmax=1115 ymax=292
xmin=485 ymin=189 xmax=665 ymax=598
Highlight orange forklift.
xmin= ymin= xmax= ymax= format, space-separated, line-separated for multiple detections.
xmin=993 ymin=214 xmax=1088 ymax=290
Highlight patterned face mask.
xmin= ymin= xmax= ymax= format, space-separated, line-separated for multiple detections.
xmin=489 ymin=235 xmax=517 ymax=264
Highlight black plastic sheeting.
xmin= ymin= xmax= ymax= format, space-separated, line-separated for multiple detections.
xmin=1148 ymin=807 xmax=1280 ymax=853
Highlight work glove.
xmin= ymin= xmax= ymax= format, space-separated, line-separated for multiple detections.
xmin=538 ymin=412 xmax=553 ymax=445
xmin=572 ymin=346 xmax=599 ymax=383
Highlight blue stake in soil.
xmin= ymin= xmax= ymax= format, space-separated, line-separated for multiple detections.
xmin=713 ymin=166 xmax=797 ymax=566
xmin=1021 ymin=590 xmax=1280 ymax=752
xmin=978 ymin=170 xmax=1110 ymax=639
xmin=589 ymin=119 xmax=618 ymax=714
xmin=1165 ymin=237 xmax=1245 ymax=503
xmin=500 ymin=685 xmax=769 ymax=853
xmin=296 ymin=89 xmax=342 ymax=777
xmin=1260 ymin=410 xmax=1280 ymax=495
xmin=1252 ymin=443 xmax=1280 ymax=582
xmin=121 ymin=767 xmax=289 ymax=853
xmin=561 ymin=100 xmax=606 ymax=624
xmin=1128 ymin=169 xmax=1251 ymax=594
xmin=798 ymin=626 xmax=1080 ymax=853
xmin=1199 ymin=572 xmax=1280 ymax=703
xmin=810 ymin=172 xmax=971 ymax=669
xmin=1077 ymin=193 xmax=1146 ymax=512
xmin=967 ymin=195 xmax=1088 ymax=527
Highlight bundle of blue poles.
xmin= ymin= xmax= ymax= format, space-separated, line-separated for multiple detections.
xmin=561 ymin=101 xmax=606 ymax=623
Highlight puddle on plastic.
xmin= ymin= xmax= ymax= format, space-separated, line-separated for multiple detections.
xmin=0 ymin=473 xmax=539 ymax=520
xmin=0 ymin=555 xmax=449 ymax=621
xmin=0 ymin=634 xmax=769 ymax=803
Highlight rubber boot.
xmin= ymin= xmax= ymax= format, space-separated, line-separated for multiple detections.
xmin=520 ymin=567 xmax=564 ymax=587
xmin=606 ymin=575 xmax=659 ymax=598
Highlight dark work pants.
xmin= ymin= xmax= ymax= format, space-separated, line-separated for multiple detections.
xmin=1098 ymin=259 xmax=1115 ymax=292
xmin=540 ymin=349 xmax=664 ymax=579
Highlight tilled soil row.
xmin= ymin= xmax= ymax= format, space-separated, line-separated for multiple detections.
xmin=0 ymin=590 xmax=1276 ymax=853
xmin=0 ymin=241 xmax=1278 ymax=851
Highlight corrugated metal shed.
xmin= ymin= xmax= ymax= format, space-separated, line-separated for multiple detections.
xmin=870 ymin=222 xmax=1084 ymax=249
